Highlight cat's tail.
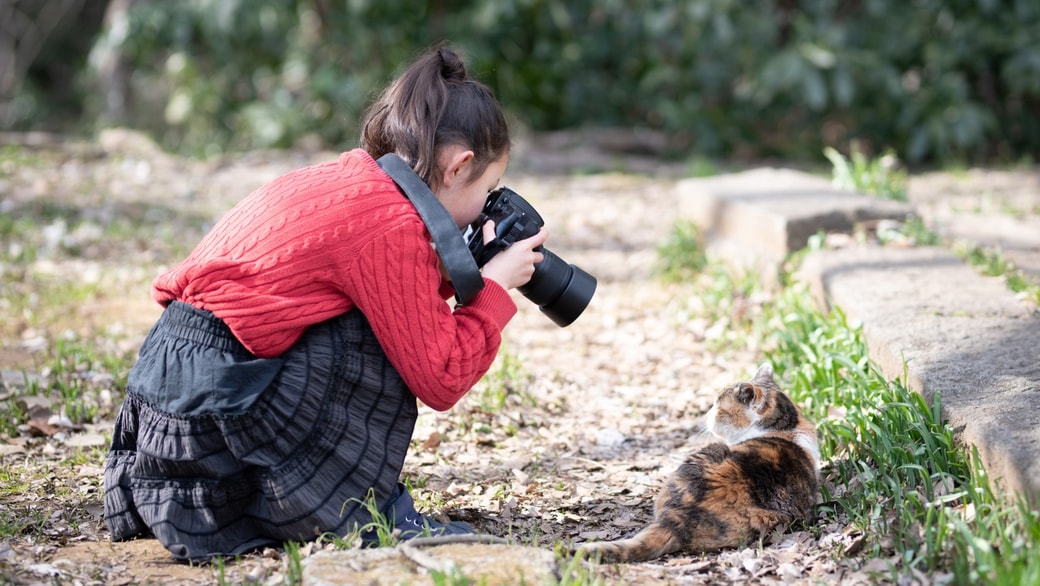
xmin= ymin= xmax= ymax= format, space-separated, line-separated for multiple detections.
xmin=576 ymin=523 xmax=681 ymax=563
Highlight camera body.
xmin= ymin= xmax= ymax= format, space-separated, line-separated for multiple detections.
xmin=466 ymin=187 xmax=596 ymax=327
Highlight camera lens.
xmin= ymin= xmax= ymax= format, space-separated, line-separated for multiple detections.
xmin=518 ymin=248 xmax=597 ymax=327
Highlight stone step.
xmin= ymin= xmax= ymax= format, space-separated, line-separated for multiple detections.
xmin=676 ymin=168 xmax=913 ymax=281
xmin=676 ymin=168 xmax=1040 ymax=503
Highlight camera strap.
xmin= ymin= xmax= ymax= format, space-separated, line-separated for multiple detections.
xmin=376 ymin=153 xmax=485 ymax=305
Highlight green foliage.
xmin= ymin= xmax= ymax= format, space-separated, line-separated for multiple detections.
xmin=556 ymin=546 xmax=608 ymax=586
xmin=754 ymin=268 xmax=1038 ymax=582
xmin=102 ymin=0 xmax=384 ymax=154
xmin=429 ymin=565 xmax=477 ymax=586
xmin=654 ymin=221 xmax=707 ymax=282
xmin=824 ymin=146 xmax=908 ymax=201
xmin=13 ymin=0 xmax=1033 ymax=163
xmin=0 ymin=337 xmax=133 ymax=436
xmin=953 ymin=242 xmax=1040 ymax=305
xmin=473 ymin=350 xmax=533 ymax=412
xmin=0 ymin=502 xmax=47 ymax=539
xmin=893 ymin=216 xmax=942 ymax=247
xmin=281 ymin=540 xmax=304 ymax=584
xmin=43 ymin=338 xmax=130 ymax=425
xmin=331 ymin=488 xmax=446 ymax=549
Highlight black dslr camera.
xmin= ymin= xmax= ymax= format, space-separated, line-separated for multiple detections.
xmin=466 ymin=187 xmax=596 ymax=327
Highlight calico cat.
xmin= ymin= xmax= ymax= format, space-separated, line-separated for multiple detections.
xmin=577 ymin=363 xmax=820 ymax=563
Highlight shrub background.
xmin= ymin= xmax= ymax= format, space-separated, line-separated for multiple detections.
xmin=5 ymin=0 xmax=1040 ymax=164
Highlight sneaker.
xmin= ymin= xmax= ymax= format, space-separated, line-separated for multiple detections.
xmin=361 ymin=483 xmax=474 ymax=545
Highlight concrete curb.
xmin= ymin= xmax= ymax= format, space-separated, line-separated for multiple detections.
xmin=677 ymin=168 xmax=912 ymax=284
xmin=798 ymin=246 xmax=1040 ymax=501
xmin=676 ymin=169 xmax=1040 ymax=502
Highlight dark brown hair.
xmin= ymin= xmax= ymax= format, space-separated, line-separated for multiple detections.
xmin=360 ymin=45 xmax=510 ymax=186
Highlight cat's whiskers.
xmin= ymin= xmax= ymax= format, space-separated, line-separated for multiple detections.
xmin=688 ymin=427 xmax=715 ymax=446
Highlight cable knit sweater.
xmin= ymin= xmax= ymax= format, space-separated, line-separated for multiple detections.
xmin=152 ymin=149 xmax=517 ymax=411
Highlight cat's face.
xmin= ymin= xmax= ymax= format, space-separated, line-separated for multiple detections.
xmin=704 ymin=363 xmax=783 ymax=444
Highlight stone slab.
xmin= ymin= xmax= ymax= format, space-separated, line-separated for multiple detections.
xmin=303 ymin=540 xmax=558 ymax=585
xmin=929 ymin=213 xmax=1040 ymax=279
xmin=797 ymin=245 xmax=1040 ymax=502
xmin=676 ymin=168 xmax=913 ymax=276
xmin=907 ymin=169 xmax=1040 ymax=281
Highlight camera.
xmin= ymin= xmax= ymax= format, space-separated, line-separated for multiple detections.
xmin=466 ymin=187 xmax=596 ymax=327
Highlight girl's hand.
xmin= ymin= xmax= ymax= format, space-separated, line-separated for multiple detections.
xmin=479 ymin=221 xmax=549 ymax=291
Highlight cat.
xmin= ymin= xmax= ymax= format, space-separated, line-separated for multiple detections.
xmin=577 ymin=363 xmax=820 ymax=563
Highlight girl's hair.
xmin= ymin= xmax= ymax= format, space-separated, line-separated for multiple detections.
xmin=360 ymin=45 xmax=510 ymax=186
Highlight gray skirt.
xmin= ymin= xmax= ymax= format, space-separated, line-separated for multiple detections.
xmin=103 ymin=301 xmax=418 ymax=560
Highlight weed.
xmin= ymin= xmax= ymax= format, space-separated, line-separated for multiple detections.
xmin=0 ymin=506 xmax=47 ymax=539
xmin=212 ymin=555 xmax=228 ymax=584
xmin=0 ymin=463 xmax=30 ymax=497
xmin=654 ymin=221 xmax=707 ymax=283
xmin=472 ymin=350 xmax=533 ymax=413
xmin=824 ymin=145 xmax=1038 ymax=306
xmin=429 ymin=565 xmax=478 ymax=585
xmin=951 ymin=242 xmax=1040 ymax=306
xmin=685 ymin=156 xmax=720 ymax=178
xmin=0 ymin=145 xmax=48 ymax=178
xmin=33 ymin=338 xmax=130 ymax=425
xmin=282 ymin=540 xmax=304 ymax=584
xmin=0 ymin=398 xmax=30 ymax=438
xmin=824 ymin=146 xmax=908 ymax=202
xmin=62 ymin=445 xmax=108 ymax=469
xmin=684 ymin=264 xmax=760 ymax=353
xmin=333 ymin=488 xmax=444 ymax=549
xmin=556 ymin=546 xmax=607 ymax=586
xmin=899 ymin=215 xmax=942 ymax=247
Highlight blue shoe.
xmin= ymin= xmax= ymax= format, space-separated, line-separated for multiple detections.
xmin=361 ymin=483 xmax=474 ymax=545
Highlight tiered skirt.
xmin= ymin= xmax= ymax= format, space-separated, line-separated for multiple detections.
xmin=103 ymin=301 xmax=418 ymax=560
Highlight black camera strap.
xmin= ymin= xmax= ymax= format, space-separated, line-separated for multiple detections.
xmin=376 ymin=153 xmax=485 ymax=305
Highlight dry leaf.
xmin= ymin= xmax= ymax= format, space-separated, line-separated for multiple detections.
xmin=421 ymin=432 xmax=442 ymax=451
xmin=24 ymin=417 xmax=59 ymax=437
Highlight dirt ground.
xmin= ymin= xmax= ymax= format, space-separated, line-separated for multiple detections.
xmin=4 ymin=129 xmax=1030 ymax=584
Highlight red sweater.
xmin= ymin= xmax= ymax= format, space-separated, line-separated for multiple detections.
xmin=152 ymin=149 xmax=517 ymax=411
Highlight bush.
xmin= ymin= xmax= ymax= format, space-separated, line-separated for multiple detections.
xmin=16 ymin=0 xmax=1040 ymax=164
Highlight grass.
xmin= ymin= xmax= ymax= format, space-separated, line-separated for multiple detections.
xmin=766 ymin=279 xmax=1039 ymax=584
xmin=0 ymin=506 xmax=47 ymax=539
xmin=653 ymin=220 xmax=707 ymax=283
xmin=472 ymin=349 xmax=534 ymax=413
xmin=824 ymin=145 xmax=908 ymax=202
xmin=0 ymin=336 xmax=134 ymax=438
xmin=0 ymin=443 xmax=109 ymax=543
xmin=952 ymin=242 xmax=1040 ymax=306
xmin=648 ymin=213 xmax=1040 ymax=584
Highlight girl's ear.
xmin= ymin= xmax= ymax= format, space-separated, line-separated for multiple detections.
xmin=438 ymin=146 xmax=475 ymax=189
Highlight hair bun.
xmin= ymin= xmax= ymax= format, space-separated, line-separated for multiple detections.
xmin=438 ymin=47 xmax=467 ymax=82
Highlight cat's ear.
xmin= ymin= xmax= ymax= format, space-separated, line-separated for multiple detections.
xmin=752 ymin=363 xmax=775 ymax=388
xmin=736 ymin=382 xmax=759 ymax=406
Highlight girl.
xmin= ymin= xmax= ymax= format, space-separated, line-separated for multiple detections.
xmin=102 ymin=46 xmax=547 ymax=561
